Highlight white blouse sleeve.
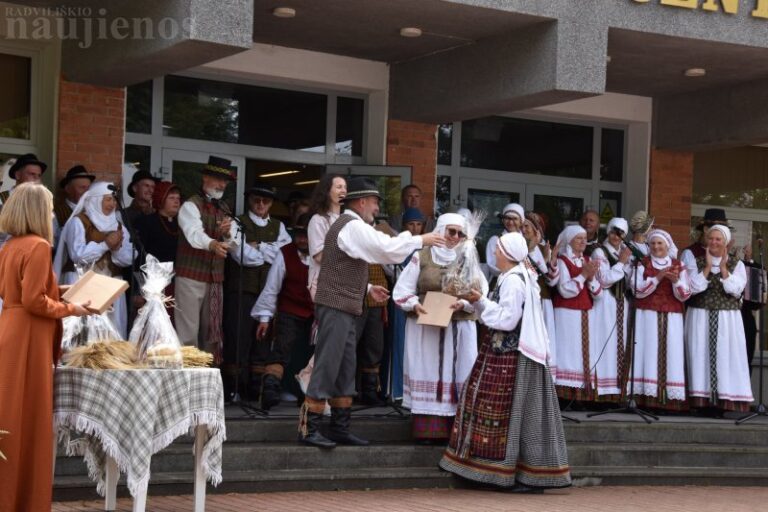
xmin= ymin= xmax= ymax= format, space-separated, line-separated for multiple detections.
xmin=392 ymin=253 xmax=421 ymax=312
xmin=476 ymin=273 xmax=525 ymax=331
xmin=276 ymin=221 xmax=292 ymax=248
xmin=251 ymin=251 xmax=286 ymax=321
xmin=593 ymin=248 xmax=627 ymax=287
xmin=689 ymin=268 xmax=710 ymax=295
xmin=178 ymin=201 xmax=215 ymax=251
xmin=628 ymin=262 xmax=660 ymax=299
xmin=486 ymin=235 xmax=500 ymax=277
xmin=680 ymin=248 xmax=698 ymax=276
xmin=308 ymin=214 xmax=329 ymax=259
xmin=66 ymin=217 xmax=110 ymax=265
xmin=672 ymin=267 xmax=692 ymax=302
xmin=722 ymin=260 xmax=747 ymax=297
xmin=110 ymin=224 xmax=134 ymax=268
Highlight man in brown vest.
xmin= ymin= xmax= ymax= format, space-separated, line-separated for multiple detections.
xmin=223 ymin=181 xmax=292 ymax=402
xmin=300 ymin=177 xmax=445 ymax=448
xmin=53 ymin=165 xmax=95 ymax=249
xmin=251 ymin=212 xmax=315 ymax=409
xmin=176 ymin=156 xmax=236 ymax=362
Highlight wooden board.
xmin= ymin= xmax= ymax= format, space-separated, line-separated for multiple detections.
xmin=61 ymin=270 xmax=129 ymax=314
xmin=416 ymin=291 xmax=457 ymax=328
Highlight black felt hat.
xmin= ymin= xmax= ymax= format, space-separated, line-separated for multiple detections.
xmin=696 ymin=208 xmax=731 ymax=230
xmin=345 ymin=177 xmax=382 ymax=201
xmin=244 ymin=181 xmax=277 ymax=199
xmin=127 ymin=169 xmax=160 ymax=198
xmin=59 ymin=164 xmax=96 ymax=188
xmin=201 ymin=156 xmax=237 ymax=182
xmin=9 ymin=153 xmax=47 ymax=180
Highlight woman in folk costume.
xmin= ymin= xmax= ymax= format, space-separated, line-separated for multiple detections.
xmin=627 ymin=229 xmax=691 ymax=410
xmin=590 ymin=217 xmax=632 ymax=399
xmin=521 ymin=211 xmax=560 ymax=381
xmin=685 ymin=224 xmax=754 ymax=412
xmin=54 ymin=181 xmax=134 ymax=337
xmin=486 ymin=202 xmax=524 ymax=280
xmin=440 ymin=232 xmax=570 ymax=492
xmin=552 ymin=225 xmax=602 ymax=401
xmin=394 ymin=212 xmax=488 ymax=442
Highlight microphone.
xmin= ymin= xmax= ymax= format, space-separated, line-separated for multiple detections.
xmin=627 ymin=242 xmax=646 ymax=262
xmin=107 ymin=184 xmax=118 ymax=192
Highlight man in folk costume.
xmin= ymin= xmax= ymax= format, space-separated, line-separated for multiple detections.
xmin=53 ymin=181 xmax=135 ymax=337
xmin=357 ymin=262 xmax=390 ymax=406
xmin=0 ymin=153 xmax=46 ymax=205
xmin=299 ymin=177 xmax=445 ymax=448
xmin=580 ymin=208 xmax=601 ymax=257
xmin=552 ymin=225 xmax=603 ymax=402
xmin=53 ymin=165 xmax=95 ymax=249
xmin=223 ymin=181 xmax=291 ymax=402
xmin=440 ymin=232 xmax=571 ymax=493
xmin=123 ymin=169 xmax=159 ymax=228
xmin=251 ymin=212 xmax=315 ymax=409
xmin=175 ymin=156 xmax=235 ymax=361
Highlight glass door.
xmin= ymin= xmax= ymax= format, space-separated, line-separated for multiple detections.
xmin=525 ymin=184 xmax=592 ymax=243
xmin=326 ymin=164 xmax=412 ymax=221
xmin=459 ymin=177 xmax=525 ymax=263
xmin=162 ymin=149 xmax=245 ymax=213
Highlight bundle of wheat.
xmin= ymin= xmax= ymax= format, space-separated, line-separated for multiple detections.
xmin=62 ymin=341 xmax=143 ymax=370
xmin=180 ymin=346 xmax=214 ymax=368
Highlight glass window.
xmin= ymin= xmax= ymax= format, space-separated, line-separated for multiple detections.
xmin=163 ymin=76 xmax=327 ymax=152
xmin=0 ymin=53 xmax=31 ymax=140
xmin=599 ymin=190 xmax=622 ymax=224
xmin=435 ymin=175 xmax=451 ymax=217
xmin=460 ymin=116 xmax=593 ymax=179
xmin=126 ymin=80 xmax=152 ymax=134
xmin=468 ymin=187 xmax=522 ymax=263
xmin=336 ymin=97 xmax=364 ymax=156
xmin=693 ymin=147 xmax=768 ymax=209
xmin=171 ymin=159 xmax=236 ymax=207
xmin=124 ymin=144 xmax=151 ymax=175
xmin=600 ymin=128 xmax=624 ymax=182
xmin=531 ymin=194 xmax=585 ymax=243
xmin=438 ymin=124 xmax=452 ymax=165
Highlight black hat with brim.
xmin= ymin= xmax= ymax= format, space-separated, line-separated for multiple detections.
xmin=201 ymin=156 xmax=237 ymax=182
xmin=696 ymin=208 xmax=732 ymax=230
xmin=59 ymin=164 xmax=96 ymax=188
xmin=9 ymin=153 xmax=47 ymax=180
xmin=127 ymin=169 xmax=161 ymax=198
xmin=345 ymin=177 xmax=382 ymax=201
xmin=245 ymin=180 xmax=277 ymax=200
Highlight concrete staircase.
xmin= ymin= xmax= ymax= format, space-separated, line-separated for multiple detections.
xmin=53 ymin=410 xmax=768 ymax=500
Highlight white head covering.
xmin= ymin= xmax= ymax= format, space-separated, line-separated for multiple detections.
xmin=708 ymin=224 xmax=732 ymax=245
xmin=456 ymin=208 xmax=472 ymax=221
xmin=647 ymin=229 xmax=677 ymax=266
xmin=607 ymin=217 xmax=629 ymax=236
xmin=69 ymin=181 xmax=119 ymax=232
xmin=501 ymin=203 xmax=525 ymax=221
xmin=432 ymin=213 xmax=466 ymax=265
xmin=497 ymin=232 xmax=528 ymax=263
xmin=556 ymin=225 xmax=587 ymax=258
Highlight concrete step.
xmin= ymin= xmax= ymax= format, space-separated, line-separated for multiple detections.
xmin=564 ymin=420 xmax=768 ymax=446
xmin=574 ymin=466 xmax=768 ymax=487
xmin=568 ymin=442 xmax=768 ymax=468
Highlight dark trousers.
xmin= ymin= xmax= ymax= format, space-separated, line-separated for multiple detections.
xmin=356 ymin=306 xmax=385 ymax=369
xmin=223 ymin=291 xmax=258 ymax=380
xmin=253 ymin=312 xmax=313 ymax=389
xmin=307 ymin=305 xmax=359 ymax=399
xmin=742 ymin=306 xmax=758 ymax=375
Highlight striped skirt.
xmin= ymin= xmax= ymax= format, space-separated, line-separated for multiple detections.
xmin=440 ymin=343 xmax=571 ymax=489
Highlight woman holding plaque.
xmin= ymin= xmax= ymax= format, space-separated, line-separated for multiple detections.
xmin=54 ymin=181 xmax=135 ymax=338
xmin=393 ymin=213 xmax=488 ymax=442
xmin=0 ymin=183 xmax=93 ymax=512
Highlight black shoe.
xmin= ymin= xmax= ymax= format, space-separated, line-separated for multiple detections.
xmin=299 ymin=410 xmax=336 ymax=449
xmin=247 ymin=373 xmax=262 ymax=403
xmin=261 ymin=374 xmax=282 ymax=410
xmin=327 ymin=407 xmax=369 ymax=446
xmin=360 ymin=372 xmax=386 ymax=406
xmin=509 ymin=483 xmax=544 ymax=494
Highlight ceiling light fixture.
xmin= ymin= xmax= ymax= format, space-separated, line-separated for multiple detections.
xmin=272 ymin=7 xmax=296 ymax=18
xmin=400 ymin=27 xmax=423 ymax=38
xmin=295 ymin=179 xmax=320 ymax=186
xmin=684 ymin=67 xmax=706 ymax=77
xmin=258 ymin=170 xmax=299 ymax=178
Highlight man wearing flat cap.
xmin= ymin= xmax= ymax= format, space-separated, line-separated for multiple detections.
xmin=223 ymin=181 xmax=291 ymax=403
xmin=52 ymin=165 xmax=96 ymax=249
xmin=176 ymin=156 xmax=236 ymax=363
xmin=0 ymin=153 xmax=47 ymax=205
xmin=299 ymin=176 xmax=445 ymax=449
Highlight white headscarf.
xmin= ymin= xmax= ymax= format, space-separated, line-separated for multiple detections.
xmin=501 ymin=203 xmax=525 ymax=222
xmin=432 ymin=213 xmax=466 ymax=265
xmin=69 ymin=181 xmax=119 ymax=232
xmin=607 ymin=217 xmax=629 ymax=237
xmin=647 ymin=229 xmax=677 ymax=266
xmin=708 ymin=224 xmax=732 ymax=245
xmin=496 ymin=232 xmax=550 ymax=366
xmin=556 ymin=225 xmax=587 ymax=259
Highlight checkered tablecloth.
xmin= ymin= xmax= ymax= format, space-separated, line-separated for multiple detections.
xmin=54 ymin=367 xmax=226 ymax=498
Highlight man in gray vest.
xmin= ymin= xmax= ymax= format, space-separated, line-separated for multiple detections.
xmin=299 ymin=177 xmax=445 ymax=448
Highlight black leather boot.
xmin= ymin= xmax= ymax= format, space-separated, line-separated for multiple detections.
xmin=327 ymin=407 xmax=369 ymax=446
xmin=261 ymin=374 xmax=282 ymax=410
xmin=247 ymin=373 xmax=262 ymax=403
xmin=299 ymin=410 xmax=336 ymax=448
xmin=360 ymin=372 xmax=386 ymax=406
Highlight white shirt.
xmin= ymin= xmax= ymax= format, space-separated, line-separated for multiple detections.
xmin=307 ymin=212 xmax=339 ymax=294
xmin=251 ymin=247 xmax=311 ymax=322
xmin=689 ymin=255 xmax=747 ymax=297
xmin=556 ymin=255 xmax=602 ymax=299
xmin=228 ymin=212 xmax=291 ymax=266
xmin=337 ymin=209 xmax=424 ymax=265
xmin=177 ymin=198 xmax=231 ymax=251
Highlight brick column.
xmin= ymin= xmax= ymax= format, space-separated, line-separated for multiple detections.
xmin=57 ymin=78 xmax=125 ymax=183
xmin=385 ymin=119 xmax=437 ymax=217
xmin=648 ymin=148 xmax=694 ymax=247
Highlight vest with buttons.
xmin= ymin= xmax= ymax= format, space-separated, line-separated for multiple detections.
xmin=225 ymin=215 xmax=280 ymax=295
xmin=277 ymin=243 xmax=314 ymax=319
xmin=175 ymin=194 xmax=226 ymax=283
xmin=551 ymin=255 xmax=593 ymax=310
xmin=687 ymin=255 xmax=741 ymax=311
xmin=314 ymin=214 xmax=369 ymax=316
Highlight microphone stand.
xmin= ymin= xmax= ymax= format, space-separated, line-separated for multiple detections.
xmin=589 ymin=249 xmax=658 ymax=424
xmin=217 ymin=202 xmax=267 ymax=418
xmin=737 ymin=239 xmax=767 ymax=425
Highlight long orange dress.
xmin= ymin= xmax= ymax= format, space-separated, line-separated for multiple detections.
xmin=0 ymin=235 xmax=76 ymax=511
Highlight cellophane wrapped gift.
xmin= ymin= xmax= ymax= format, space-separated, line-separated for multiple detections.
xmin=442 ymin=210 xmax=487 ymax=298
xmin=61 ymin=264 xmax=124 ymax=352
xmin=130 ymin=255 xmax=182 ymax=369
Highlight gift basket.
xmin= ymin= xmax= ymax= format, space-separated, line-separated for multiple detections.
xmin=129 ymin=255 xmax=183 ymax=369
xmin=442 ymin=210 xmax=487 ymax=298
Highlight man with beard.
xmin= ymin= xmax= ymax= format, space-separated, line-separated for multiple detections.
xmin=175 ymin=156 xmax=235 ymax=361
xmin=251 ymin=212 xmax=315 ymax=409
